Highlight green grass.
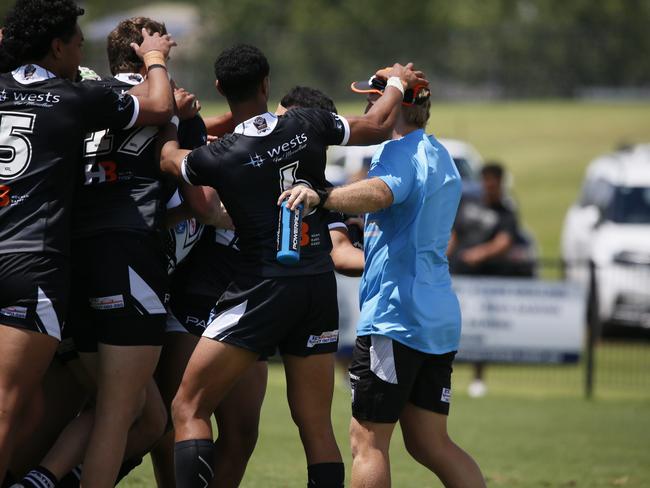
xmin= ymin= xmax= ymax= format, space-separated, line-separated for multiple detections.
xmin=201 ymin=100 xmax=650 ymax=260
xmin=122 ymin=341 xmax=650 ymax=487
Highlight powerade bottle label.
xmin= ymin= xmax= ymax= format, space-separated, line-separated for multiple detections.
xmin=276 ymin=201 xmax=303 ymax=265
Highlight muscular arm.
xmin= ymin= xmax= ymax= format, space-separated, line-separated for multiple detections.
xmin=129 ymin=29 xmax=176 ymax=126
xmin=330 ymin=228 xmax=364 ymax=277
xmin=278 ymin=177 xmax=393 ymax=215
xmin=158 ymin=122 xmax=190 ymax=180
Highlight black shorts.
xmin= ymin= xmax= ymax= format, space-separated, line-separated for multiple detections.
xmin=350 ymin=335 xmax=456 ymax=423
xmin=0 ymin=252 xmax=69 ymax=340
xmin=202 ymin=272 xmax=339 ymax=358
xmin=167 ymin=293 xmax=217 ymax=336
xmin=68 ymin=232 xmax=169 ymax=352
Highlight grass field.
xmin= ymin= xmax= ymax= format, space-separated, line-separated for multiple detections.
xmin=121 ymin=343 xmax=650 ymax=487
xmin=118 ymin=102 xmax=650 ymax=486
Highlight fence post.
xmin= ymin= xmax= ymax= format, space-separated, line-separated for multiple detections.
xmin=585 ymin=260 xmax=600 ymax=399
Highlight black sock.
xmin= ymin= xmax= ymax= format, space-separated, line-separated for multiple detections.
xmin=174 ymin=439 xmax=215 ymax=488
xmin=115 ymin=457 xmax=143 ymax=484
xmin=57 ymin=465 xmax=81 ymax=488
xmin=307 ymin=462 xmax=345 ymax=488
xmin=21 ymin=467 xmax=58 ymax=488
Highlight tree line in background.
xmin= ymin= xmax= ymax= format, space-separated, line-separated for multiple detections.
xmin=2 ymin=0 xmax=649 ymax=99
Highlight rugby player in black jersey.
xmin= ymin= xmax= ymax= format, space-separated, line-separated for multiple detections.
xmin=0 ymin=0 xmax=176 ymax=483
xmin=160 ymin=44 xmax=426 ymax=488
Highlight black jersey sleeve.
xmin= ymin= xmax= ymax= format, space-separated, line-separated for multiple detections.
xmin=78 ymin=82 xmax=139 ymax=132
xmin=181 ymin=143 xmax=218 ymax=187
xmin=178 ymin=115 xmax=208 ymax=150
xmin=286 ymin=108 xmax=350 ymax=146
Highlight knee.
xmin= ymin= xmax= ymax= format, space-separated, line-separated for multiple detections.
xmin=137 ymin=398 xmax=168 ymax=445
xmin=349 ymin=420 xmax=375 ymax=461
xmin=403 ymin=431 xmax=451 ymax=465
xmin=0 ymin=385 xmax=24 ymax=421
xmin=290 ymin=407 xmax=333 ymax=438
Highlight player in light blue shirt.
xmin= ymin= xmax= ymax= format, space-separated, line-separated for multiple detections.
xmin=358 ymin=125 xmax=463 ymax=355
xmin=280 ymin=68 xmax=486 ymax=488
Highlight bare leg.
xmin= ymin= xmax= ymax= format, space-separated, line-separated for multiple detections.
xmin=283 ymin=353 xmax=342 ymax=465
xmin=151 ymin=332 xmax=198 ymax=488
xmin=349 ymin=417 xmax=395 ymax=488
xmin=213 ymin=361 xmax=268 ymax=488
xmin=0 ymin=325 xmax=57 ymax=481
xmin=172 ymin=339 xmax=258 ymax=442
xmin=80 ymin=343 xmax=161 ymax=488
xmin=399 ymin=402 xmax=486 ymax=488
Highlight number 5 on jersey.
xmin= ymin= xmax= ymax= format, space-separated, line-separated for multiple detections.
xmin=0 ymin=111 xmax=36 ymax=180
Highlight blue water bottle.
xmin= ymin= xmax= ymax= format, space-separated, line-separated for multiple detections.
xmin=277 ymin=201 xmax=303 ymax=265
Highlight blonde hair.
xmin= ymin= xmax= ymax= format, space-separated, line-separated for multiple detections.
xmin=402 ymin=98 xmax=431 ymax=129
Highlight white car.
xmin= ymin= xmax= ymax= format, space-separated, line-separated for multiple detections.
xmin=561 ymin=144 xmax=650 ymax=329
xmin=326 ymin=137 xmax=483 ymax=191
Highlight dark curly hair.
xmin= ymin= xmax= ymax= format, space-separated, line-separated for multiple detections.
xmin=107 ymin=17 xmax=167 ymax=75
xmin=214 ymin=44 xmax=270 ymax=103
xmin=280 ymin=86 xmax=338 ymax=114
xmin=0 ymin=0 xmax=84 ymax=73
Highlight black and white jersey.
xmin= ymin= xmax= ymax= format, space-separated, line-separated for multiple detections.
xmin=72 ymin=73 xmax=164 ymax=238
xmin=182 ymin=109 xmax=350 ymax=277
xmin=0 ymin=65 xmax=138 ymax=256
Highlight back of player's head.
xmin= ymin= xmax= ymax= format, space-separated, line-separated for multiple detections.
xmin=402 ymin=97 xmax=431 ymax=129
xmin=214 ymin=44 xmax=270 ymax=103
xmin=481 ymin=162 xmax=505 ymax=181
xmin=280 ymin=86 xmax=338 ymax=114
xmin=107 ymin=17 xmax=167 ymax=75
xmin=0 ymin=0 xmax=84 ymax=72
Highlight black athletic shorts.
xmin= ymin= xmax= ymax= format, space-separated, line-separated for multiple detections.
xmin=167 ymin=240 xmax=237 ymax=336
xmin=68 ymin=232 xmax=169 ymax=352
xmin=0 ymin=252 xmax=69 ymax=340
xmin=202 ymin=271 xmax=339 ymax=358
xmin=350 ymin=335 xmax=456 ymax=423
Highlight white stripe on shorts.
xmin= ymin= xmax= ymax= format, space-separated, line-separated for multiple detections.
xmin=370 ymin=335 xmax=398 ymax=384
xmin=202 ymin=300 xmax=248 ymax=339
xmin=128 ymin=267 xmax=166 ymax=314
xmin=36 ymin=286 xmax=61 ymax=340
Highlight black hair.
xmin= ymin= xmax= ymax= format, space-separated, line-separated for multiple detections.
xmin=280 ymin=86 xmax=338 ymax=114
xmin=213 ymin=44 xmax=270 ymax=103
xmin=481 ymin=162 xmax=505 ymax=180
xmin=0 ymin=0 xmax=84 ymax=73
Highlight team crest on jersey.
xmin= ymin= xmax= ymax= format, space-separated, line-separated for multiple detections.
xmin=23 ymin=65 xmax=37 ymax=80
xmin=253 ymin=116 xmax=269 ymax=134
xmin=0 ymin=90 xmax=7 ymax=102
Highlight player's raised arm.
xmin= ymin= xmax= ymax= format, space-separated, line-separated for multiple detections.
xmin=343 ymin=63 xmax=428 ymax=146
xmin=129 ymin=28 xmax=176 ymax=126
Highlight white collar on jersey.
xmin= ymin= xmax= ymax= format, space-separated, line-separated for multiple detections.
xmin=12 ymin=64 xmax=56 ymax=84
xmin=114 ymin=72 xmax=145 ymax=86
xmin=233 ymin=112 xmax=278 ymax=137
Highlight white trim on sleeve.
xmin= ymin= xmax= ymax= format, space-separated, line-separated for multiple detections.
xmin=123 ymin=94 xmax=140 ymax=130
xmin=338 ymin=115 xmax=351 ymax=146
xmin=328 ymin=222 xmax=348 ymax=231
xmin=180 ymin=155 xmax=194 ymax=185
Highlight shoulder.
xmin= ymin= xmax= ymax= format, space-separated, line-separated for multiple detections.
xmin=374 ymin=138 xmax=414 ymax=166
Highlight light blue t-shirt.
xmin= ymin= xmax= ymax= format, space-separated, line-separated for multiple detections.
xmin=357 ymin=129 xmax=463 ymax=354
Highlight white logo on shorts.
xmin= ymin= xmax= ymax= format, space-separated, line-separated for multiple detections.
xmin=0 ymin=305 xmax=27 ymax=319
xmin=89 ymin=294 xmax=125 ymax=310
xmin=441 ymin=387 xmax=452 ymax=404
xmin=306 ymin=330 xmax=339 ymax=348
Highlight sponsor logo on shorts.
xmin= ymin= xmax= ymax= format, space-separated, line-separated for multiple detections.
xmin=0 ymin=305 xmax=28 ymax=319
xmin=185 ymin=315 xmax=208 ymax=329
xmin=89 ymin=294 xmax=125 ymax=310
xmin=306 ymin=330 xmax=339 ymax=348
xmin=441 ymin=387 xmax=452 ymax=404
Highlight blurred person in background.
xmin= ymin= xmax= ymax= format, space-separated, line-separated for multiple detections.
xmin=448 ymin=162 xmax=536 ymax=397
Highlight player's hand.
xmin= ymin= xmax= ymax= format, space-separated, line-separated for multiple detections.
xmin=460 ymin=247 xmax=485 ymax=266
xmin=174 ymin=87 xmax=200 ymax=120
xmin=278 ymin=185 xmax=320 ymax=213
xmin=131 ymin=28 xmax=177 ymax=60
xmin=376 ymin=63 xmax=428 ymax=91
